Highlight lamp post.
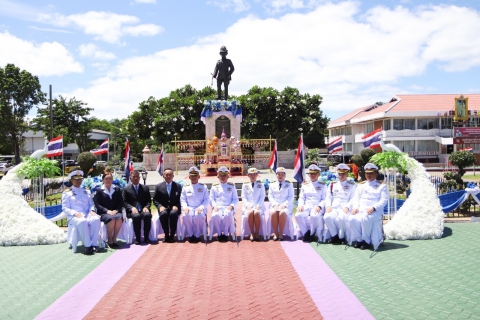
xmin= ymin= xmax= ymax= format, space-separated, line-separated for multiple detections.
xmin=141 ymin=171 xmax=148 ymax=185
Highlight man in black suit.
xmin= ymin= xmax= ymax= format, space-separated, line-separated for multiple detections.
xmin=123 ymin=170 xmax=152 ymax=244
xmin=153 ymin=168 xmax=182 ymax=243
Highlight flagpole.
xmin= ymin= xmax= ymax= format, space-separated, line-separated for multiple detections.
xmin=107 ymin=138 xmax=110 ymax=163
xmin=162 ymin=143 xmax=164 ymax=182
xmin=61 ymin=135 xmax=64 ymax=188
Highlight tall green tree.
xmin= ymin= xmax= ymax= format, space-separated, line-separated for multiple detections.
xmin=237 ymin=86 xmax=329 ymax=149
xmin=0 ymin=64 xmax=45 ymax=164
xmin=34 ymin=95 xmax=94 ymax=152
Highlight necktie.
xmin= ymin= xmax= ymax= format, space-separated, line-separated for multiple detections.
xmin=167 ymin=183 xmax=171 ymax=196
xmin=134 ymin=185 xmax=139 ymax=195
xmin=279 ymin=182 xmax=282 ymax=189
xmin=252 ymin=182 xmax=254 ymax=188
xmin=134 ymin=185 xmax=141 ymax=211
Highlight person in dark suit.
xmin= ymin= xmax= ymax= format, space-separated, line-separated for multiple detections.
xmin=123 ymin=170 xmax=152 ymax=245
xmin=93 ymin=171 xmax=124 ymax=248
xmin=153 ymin=168 xmax=182 ymax=243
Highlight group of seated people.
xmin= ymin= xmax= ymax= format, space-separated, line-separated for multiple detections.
xmin=62 ymin=162 xmax=388 ymax=255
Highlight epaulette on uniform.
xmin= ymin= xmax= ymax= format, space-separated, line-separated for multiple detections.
xmin=213 ymin=182 xmax=219 ymax=186
xmin=359 ymin=181 xmax=367 ymax=184
xmin=184 ymin=182 xmax=191 ymax=186
xmin=227 ymin=182 xmax=234 ymax=185
xmin=243 ymin=181 xmax=250 ymax=184
xmin=271 ymin=180 xmax=277 ymax=183
xmin=285 ymin=180 xmax=291 ymax=183
xmin=318 ymin=181 xmax=326 ymax=185
xmin=330 ymin=181 xmax=337 ymax=184
xmin=303 ymin=181 xmax=311 ymax=184
xmin=256 ymin=179 xmax=262 ymax=183
xmin=64 ymin=187 xmax=72 ymax=192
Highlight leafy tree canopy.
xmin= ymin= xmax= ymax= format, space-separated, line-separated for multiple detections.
xmin=0 ymin=64 xmax=45 ymax=164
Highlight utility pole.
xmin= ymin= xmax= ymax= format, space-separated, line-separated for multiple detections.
xmin=49 ymin=85 xmax=53 ymax=140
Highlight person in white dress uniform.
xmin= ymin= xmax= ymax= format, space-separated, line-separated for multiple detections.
xmin=62 ymin=170 xmax=101 ymax=254
xmin=209 ymin=166 xmax=239 ymax=241
xmin=268 ymin=167 xmax=294 ymax=241
xmin=241 ymin=167 xmax=266 ymax=241
xmin=180 ymin=166 xmax=210 ymax=243
xmin=296 ymin=164 xmax=327 ymax=242
xmin=349 ymin=163 xmax=388 ymax=250
xmin=323 ymin=163 xmax=356 ymax=244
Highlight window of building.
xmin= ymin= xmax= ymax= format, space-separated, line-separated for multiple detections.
xmin=417 ymin=118 xmax=439 ymax=130
xmin=344 ymin=143 xmax=352 ymax=152
xmin=441 ymin=117 xmax=453 ymax=129
xmin=366 ymin=123 xmax=373 ymax=133
xmin=393 ymin=119 xmax=415 ymax=130
xmin=383 ymin=119 xmax=391 ymax=130
xmin=417 ymin=140 xmax=438 ymax=151
xmin=393 ymin=140 xmax=415 ymax=152
xmin=345 ymin=126 xmax=352 ymax=135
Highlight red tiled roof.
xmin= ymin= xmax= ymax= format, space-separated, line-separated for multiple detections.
xmin=329 ymin=93 xmax=480 ymax=127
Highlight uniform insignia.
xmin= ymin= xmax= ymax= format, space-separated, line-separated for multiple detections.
xmin=227 ymin=187 xmax=232 ymax=191
xmin=227 ymin=182 xmax=234 ymax=185
xmin=347 ymin=180 xmax=355 ymax=185
xmin=257 ymin=185 xmax=262 ymax=188
xmin=315 ymin=186 xmax=322 ymax=190
xmin=197 ymin=188 xmax=203 ymax=192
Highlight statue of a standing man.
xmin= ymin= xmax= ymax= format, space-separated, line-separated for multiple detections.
xmin=212 ymin=46 xmax=235 ymax=101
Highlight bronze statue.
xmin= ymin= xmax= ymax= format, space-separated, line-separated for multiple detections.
xmin=211 ymin=46 xmax=235 ymax=100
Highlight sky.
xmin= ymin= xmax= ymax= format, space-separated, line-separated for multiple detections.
xmin=1 ymin=0 xmax=480 ymax=123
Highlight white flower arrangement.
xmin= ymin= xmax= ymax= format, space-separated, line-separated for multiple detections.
xmin=0 ymin=164 xmax=66 ymax=246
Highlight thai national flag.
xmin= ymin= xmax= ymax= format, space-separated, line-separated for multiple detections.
xmin=461 ymin=147 xmax=473 ymax=153
xmin=124 ymin=140 xmax=133 ymax=181
xmin=328 ymin=137 xmax=343 ymax=154
xmin=46 ymin=136 xmax=63 ymax=157
xmin=90 ymin=139 xmax=109 ymax=155
xmin=156 ymin=145 xmax=164 ymax=176
xmin=268 ymin=140 xmax=278 ymax=173
xmin=362 ymin=128 xmax=383 ymax=149
xmin=293 ymin=136 xmax=305 ymax=184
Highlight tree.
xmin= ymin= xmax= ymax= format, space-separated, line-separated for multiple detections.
xmin=33 ymin=95 xmax=94 ymax=152
xmin=77 ymin=151 xmax=97 ymax=177
xmin=237 ymin=86 xmax=329 ymax=150
xmin=448 ymin=151 xmax=476 ymax=185
xmin=351 ymin=148 xmax=376 ymax=180
xmin=0 ymin=64 xmax=45 ymax=164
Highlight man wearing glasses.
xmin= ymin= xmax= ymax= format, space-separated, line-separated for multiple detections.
xmin=323 ymin=163 xmax=356 ymax=244
xmin=296 ymin=164 xmax=327 ymax=242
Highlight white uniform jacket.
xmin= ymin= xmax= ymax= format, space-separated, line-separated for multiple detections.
xmin=325 ymin=180 xmax=356 ymax=211
xmin=181 ymin=182 xmax=210 ymax=212
xmin=62 ymin=186 xmax=95 ymax=221
xmin=268 ymin=180 xmax=294 ymax=213
xmin=351 ymin=180 xmax=388 ymax=214
xmin=241 ymin=180 xmax=266 ymax=213
xmin=209 ymin=181 xmax=239 ymax=209
xmin=298 ymin=180 xmax=327 ymax=210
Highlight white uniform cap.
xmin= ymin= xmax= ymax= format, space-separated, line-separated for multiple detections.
xmin=336 ymin=163 xmax=350 ymax=173
xmin=364 ymin=163 xmax=379 ymax=172
xmin=276 ymin=167 xmax=286 ymax=174
xmin=308 ymin=164 xmax=321 ymax=173
xmin=188 ymin=166 xmax=200 ymax=176
xmin=68 ymin=170 xmax=84 ymax=180
xmin=218 ymin=166 xmax=230 ymax=175
xmin=247 ymin=168 xmax=258 ymax=174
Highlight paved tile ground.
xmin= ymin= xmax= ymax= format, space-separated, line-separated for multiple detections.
xmin=311 ymin=223 xmax=480 ymax=320
xmin=0 ymin=242 xmax=114 ymax=319
xmin=84 ymin=209 xmax=322 ymax=319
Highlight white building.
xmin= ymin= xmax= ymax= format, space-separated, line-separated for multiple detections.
xmin=23 ymin=129 xmax=111 ymax=160
xmin=327 ymin=94 xmax=480 ymax=165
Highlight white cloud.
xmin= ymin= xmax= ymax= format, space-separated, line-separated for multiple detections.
xmin=0 ymin=31 xmax=83 ymax=76
xmin=79 ymin=43 xmax=116 ymax=60
xmin=208 ymin=0 xmax=251 ymax=13
xmin=38 ymin=11 xmax=163 ymax=43
xmin=63 ymin=2 xmax=480 ymax=119
xmin=29 ymin=25 xmax=72 ymax=33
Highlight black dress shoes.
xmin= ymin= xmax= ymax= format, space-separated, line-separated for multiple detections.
xmin=328 ymin=235 xmax=340 ymax=244
xmin=360 ymin=241 xmax=370 ymax=250
xmin=303 ymin=230 xmax=311 ymax=242
xmin=340 ymin=238 xmax=347 ymax=245
xmin=353 ymin=241 xmax=362 ymax=249
xmin=84 ymin=246 xmax=94 ymax=255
